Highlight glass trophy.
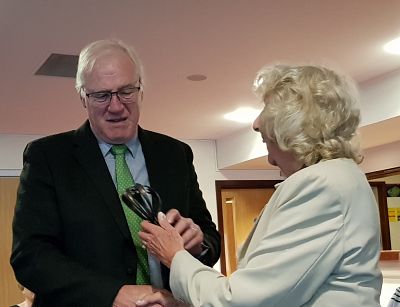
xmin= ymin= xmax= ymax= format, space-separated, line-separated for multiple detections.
xmin=122 ymin=183 xmax=162 ymax=225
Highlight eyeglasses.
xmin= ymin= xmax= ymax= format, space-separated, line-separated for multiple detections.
xmin=85 ymin=86 xmax=141 ymax=105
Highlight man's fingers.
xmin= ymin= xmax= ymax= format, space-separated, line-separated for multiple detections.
xmin=157 ymin=212 xmax=174 ymax=230
xmin=183 ymin=231 xmax=203 ymax=250
xmin=165 ymin=208 xmax=180 ymax=224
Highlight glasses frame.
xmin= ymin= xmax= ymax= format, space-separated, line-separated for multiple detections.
xmin=84 ymin=85 xmax=142 ymax=105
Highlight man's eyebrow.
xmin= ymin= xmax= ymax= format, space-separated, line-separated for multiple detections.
xmin=117 ymin=84 xmax=138 ymax=90
xmin=88 ymin=84 xmax=138 ymax=93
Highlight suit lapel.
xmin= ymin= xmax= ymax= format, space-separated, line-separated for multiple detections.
xmin=138 ymin=128 xmax=167 ymax=203
xmin=138 ymin=127 xmax=172 ymax=287
xmin=72 ymin=121 xmax=131 ymax=239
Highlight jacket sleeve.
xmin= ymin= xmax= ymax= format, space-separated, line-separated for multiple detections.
xmin=10 ymin=141 xmax=123 ymax=307
xmin=182 ymin=143 xmax=221 ymax=267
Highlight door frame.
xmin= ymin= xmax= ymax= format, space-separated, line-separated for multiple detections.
xmin=369 ymin=181 xmax=391 ymax=250
xmin=366 ymin=166 xmax=400 ymax=250
xmin=215 ymin=180 xmax=281 ymax=275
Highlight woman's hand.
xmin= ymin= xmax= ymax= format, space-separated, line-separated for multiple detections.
xmin=139 ymin=212 xmax=185 ymax=267
xmin=136 ymin=289 xmax=190 ymax=307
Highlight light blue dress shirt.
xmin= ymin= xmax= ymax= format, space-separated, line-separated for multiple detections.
xmin=98 ymin=136 xmax=164 ymax=289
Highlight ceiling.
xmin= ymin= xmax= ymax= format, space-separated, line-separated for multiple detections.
xmin=1 ymin=0 xmax=400 ymax=144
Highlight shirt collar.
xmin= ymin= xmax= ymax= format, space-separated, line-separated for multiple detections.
xmin=97 ymin=135 xmax=140 ymax=158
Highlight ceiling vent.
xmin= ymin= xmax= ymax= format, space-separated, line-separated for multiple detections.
xmin=35 ymin=53 xmax=78 ymax=78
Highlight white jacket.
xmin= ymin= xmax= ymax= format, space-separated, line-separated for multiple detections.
xmin=170 ymin=158 xmax=382 ymax=306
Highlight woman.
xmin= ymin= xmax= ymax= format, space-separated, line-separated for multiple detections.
xmin=138 ymin=65 xmax=382 ymax=306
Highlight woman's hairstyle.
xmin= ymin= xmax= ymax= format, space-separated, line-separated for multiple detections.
xmin=253 ymin=64 xmax=362 ymax=166
xmin=75 ymin=39 xmax=143 ymax=94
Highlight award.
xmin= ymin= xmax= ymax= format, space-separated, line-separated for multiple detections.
xmin=122 ymin=183 xmax=162 ymax=225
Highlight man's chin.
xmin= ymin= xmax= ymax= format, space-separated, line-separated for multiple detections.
xmin=102 ymin=130 xmax=136 ymax=144
xmin=103 ymin=136 xmax=129 ymax=144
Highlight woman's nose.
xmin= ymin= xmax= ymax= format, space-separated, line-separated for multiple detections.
xmin=252 ymin=113 xmax=261 ymax=132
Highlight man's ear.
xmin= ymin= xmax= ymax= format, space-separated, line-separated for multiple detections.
xmin=80 ymin=96 xmax=87 ymax=108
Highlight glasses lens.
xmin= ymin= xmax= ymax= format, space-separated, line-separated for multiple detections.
xmin=118 ymin=88 xmax=137 ymax=102
xmin=90 ymin=92 xmax=110 ymax=103
xmin=118 ymin=87 xmax=140 ymax=103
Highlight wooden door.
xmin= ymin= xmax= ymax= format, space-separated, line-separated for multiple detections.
xmin=0 ymin=177 xmax=23 ymax=306
xmin=221 ymin=187 xmax=275 ymax=275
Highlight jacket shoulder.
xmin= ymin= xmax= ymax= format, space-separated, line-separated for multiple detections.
xmin=139 ymin=128 xmax=191 ymax=150
xmin=24 ymin=129 xmax=77 ymax=155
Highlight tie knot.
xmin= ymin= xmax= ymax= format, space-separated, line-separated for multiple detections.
xmin=110 ymin=144 xmax=128 ymax=156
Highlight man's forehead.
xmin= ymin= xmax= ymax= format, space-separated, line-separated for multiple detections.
xmin=93 ymin=50 xmax=136 ymax=70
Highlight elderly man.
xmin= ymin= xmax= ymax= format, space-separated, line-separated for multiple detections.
xmin=11 ymin=39 xmax=220 ymax=307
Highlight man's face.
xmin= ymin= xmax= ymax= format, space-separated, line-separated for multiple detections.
xmin=82 ymin=50 xmax=142 ymax=144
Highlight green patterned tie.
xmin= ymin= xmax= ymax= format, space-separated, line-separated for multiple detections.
xmin=111 ymin=145 xmax=150 ymax=285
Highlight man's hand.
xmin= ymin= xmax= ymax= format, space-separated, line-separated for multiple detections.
xmin=136 ymin=289 xmax=190 ymax=307
xmin=165 ymin=209 xmax=203 ymax=256
xmin=113 ymin=285 xmax=154 ymax=307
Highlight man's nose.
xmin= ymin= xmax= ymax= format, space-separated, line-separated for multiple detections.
xmin=108 ymin=94 xmax=124 ymax=110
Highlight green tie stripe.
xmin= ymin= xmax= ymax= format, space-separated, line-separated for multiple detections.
xmin=111 ymin=145 xmax=150 ymax=285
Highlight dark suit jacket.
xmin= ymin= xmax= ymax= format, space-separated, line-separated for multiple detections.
xmin=11 ymin=121 xmax=221 ymax=307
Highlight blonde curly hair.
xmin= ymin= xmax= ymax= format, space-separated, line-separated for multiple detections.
xmin=253 ymin=65 xmax=362 ymax=166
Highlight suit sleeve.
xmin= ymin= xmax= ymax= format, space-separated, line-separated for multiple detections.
xmin=10 ymin=141 xmax=123 ymax=307
xmin=169 ymin=174 xmax=345 ymax=307
xmin=182 ymin=143 xmax=221 ymax=267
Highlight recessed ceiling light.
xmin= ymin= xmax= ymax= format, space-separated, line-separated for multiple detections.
xmin=383 ymin=37 xmax=400 ymax=55
xmin=186 ymin=74 xmax=207 ymax=81
xmin=224 ymin=107 xmax=262 ymax=123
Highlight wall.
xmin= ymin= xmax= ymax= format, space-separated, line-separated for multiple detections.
xmin=359 ymin=68 xmax=400 ymax=127
xmin=0 ymin=134 xmax=43 ymax=175
xmin=360 ymin=141 xmax=400 ymax=173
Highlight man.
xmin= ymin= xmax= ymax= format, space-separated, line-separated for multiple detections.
xmin=11 ymin=39 xmax=221 ymax=307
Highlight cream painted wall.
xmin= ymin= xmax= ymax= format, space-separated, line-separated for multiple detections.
xmin=360 ymin=68 xmax=400 ymax=127
xmin=0 ymin=134 xmax=42 ymax=171
xmin=361 ymin=141 xmax=400 ymax=173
